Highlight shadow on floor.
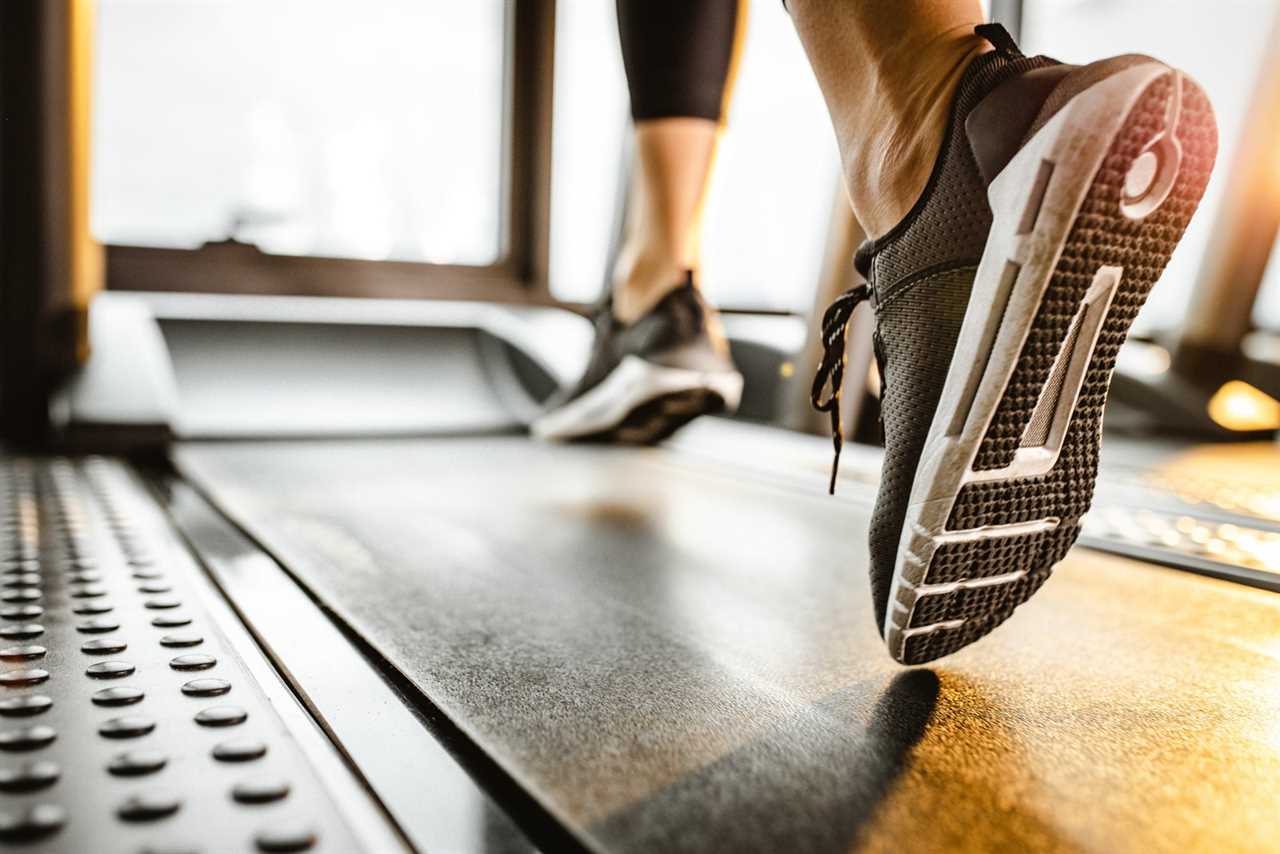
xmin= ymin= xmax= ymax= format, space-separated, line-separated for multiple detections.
xmin=591 ymin=669 xmax=940 ymax=854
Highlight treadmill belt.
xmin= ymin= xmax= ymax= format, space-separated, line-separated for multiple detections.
xmin=176 ymin=426 xmax=1280 ymax=853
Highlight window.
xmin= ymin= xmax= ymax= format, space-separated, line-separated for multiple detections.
xmin=92 ymin=0 xmax=507 ymax=265
xmin=1022 ymin=0 xmax=1280 ymax=335
xmin=547 ymin=1 xmax=629 ymax=304
xmin=699 ymin=0 xmax=841 ymax=313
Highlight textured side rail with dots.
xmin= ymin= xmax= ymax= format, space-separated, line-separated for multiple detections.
xmin=0 ymin=455 xmax=390 ymax=854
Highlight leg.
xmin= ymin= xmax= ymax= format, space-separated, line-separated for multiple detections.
xmin=788 ymin=0 xmax=989 ymax=237
xmin=611 ymin=121 xmax=719 ymax=323
xmin=530 ymin=2 xmax=748 ymax=442
xmin=612 ymin=0 xmax=746 ymax=323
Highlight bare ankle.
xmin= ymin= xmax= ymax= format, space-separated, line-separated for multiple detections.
xmin=611 ymin=245 xmax=687 ymax=324
xmin=842 ymin=32 xmax=990 ymax=237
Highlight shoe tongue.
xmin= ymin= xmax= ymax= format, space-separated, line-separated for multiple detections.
xmin=853 ymin=240 xmax=875 ymax=280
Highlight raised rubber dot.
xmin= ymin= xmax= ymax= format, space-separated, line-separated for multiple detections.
xmin=0 ymin=725 xmax=56 ymax=751
xmin=117 ymin=792 xmax=181 ymax=822
xmin=85 ymin=661 xmax=135 ymax=679
xmin=181 ymin=678 xmax=230 ymax=698
xmin=232 ymin=777 xmax=290 ymax=804
xmin=0 ymin=803 xmax=66 ymax=840
xmin=159 ymin=633 xmax=203 ymax=648
xmin=194 ymin=705 xmax=246 ymax=727
xmin=98 ymin=716 xmax=156 ymax=739
xmin=169 ymin=654 xmax=215 ymax=671
xmin=212 ymin=739 xmax=267 ymax=762
xmin=0 ymin=760 xmax=59 ymax=792
xmin=0 ymin=645 xmax=45 ymax=661
xmin=80 ymin=638 xmax=127 ymax=655
xmin=92 ymin=686 xmax=145 ymax=707
xmin=0 ymin=669 xmax=48 ymax=688
xmin=107 ymin=750 xmax=167 ymax=776
xmin=0 ymin=696 xmax=52 ymax=717
xmin=255 ymin=823 xmax=317 ymax=852
xmin=76 ymin=619 xmax=119 ymax=634
xmin=0 ymin=624 xmax=43 ymax=640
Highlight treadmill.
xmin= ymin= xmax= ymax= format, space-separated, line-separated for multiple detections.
xmin=5 ymin=2 xmax=1280 ymax=853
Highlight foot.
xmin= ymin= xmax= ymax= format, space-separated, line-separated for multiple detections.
xmin=532 ymin=273 xmax=744 ymax=443
xmin=813 ymin=24 xmax=1217 ymax=664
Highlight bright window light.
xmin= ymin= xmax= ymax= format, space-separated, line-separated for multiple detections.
xmin=92 ymin=0 xmax=506 ymax=265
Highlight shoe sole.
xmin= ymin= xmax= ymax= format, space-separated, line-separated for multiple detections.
xmin=884 ymin=63 xmax=1218 ymax=664
xmin=531 ymin=355 xmax=744 ymax=444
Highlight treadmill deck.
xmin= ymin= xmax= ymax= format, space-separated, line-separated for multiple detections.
xmin=175 ymin=424 xmax=1280 ymax=853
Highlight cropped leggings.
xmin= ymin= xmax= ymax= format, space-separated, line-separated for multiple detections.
xmin=616 ymin=0 xmax=748 ymax=123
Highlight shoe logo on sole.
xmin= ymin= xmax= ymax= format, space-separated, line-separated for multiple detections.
xmin=1121 ymin=73 xmax=1183 ymax=221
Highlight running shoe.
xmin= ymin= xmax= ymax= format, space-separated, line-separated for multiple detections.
xmin=533 ymin=273 xmax=744 ymax=443
xmin=812 ymin=24 xmax=1217 ymax=664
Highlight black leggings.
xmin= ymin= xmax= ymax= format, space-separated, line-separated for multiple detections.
xmin=616 ymin=0 xmax=746 ymax=123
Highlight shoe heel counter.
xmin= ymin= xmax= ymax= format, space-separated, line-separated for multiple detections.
xmin=966 ymin=64 xmax=1074 ymax=186
xmin=646 ymin=284 xmax=731 ymax=358
xmin=969 ymin=55 xmax=1163 ymax=186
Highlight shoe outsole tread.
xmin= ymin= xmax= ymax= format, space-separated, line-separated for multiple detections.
xmin=892 ymin=70 xmax=1216 ymax=665
xmin=576 ymin=389 xmax=728 ymax=446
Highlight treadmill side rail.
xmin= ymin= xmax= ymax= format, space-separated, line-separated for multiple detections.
xmin=0 ymin=454 xmax=404 ymax=853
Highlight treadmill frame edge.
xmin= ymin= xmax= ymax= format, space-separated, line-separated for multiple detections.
xmin=121 ymin=466 xmax=411 ymax=853
xmin=154 ymin=468 xmax=595 ymax=854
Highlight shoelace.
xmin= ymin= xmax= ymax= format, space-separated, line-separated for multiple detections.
xmin=810 ymin=283 xmax=872 ymax=495
xmin=808 ymin=24 xmax=1020 ymax=495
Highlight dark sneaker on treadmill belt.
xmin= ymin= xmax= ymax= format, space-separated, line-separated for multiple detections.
xmin=812 ymin=24 xmax=1217 ymax=664
xmin=533 ymin=273 xmax=743 ymax=443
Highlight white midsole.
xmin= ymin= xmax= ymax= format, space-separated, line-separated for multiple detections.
xmin=531 ymin=355 xmax=744 ymax=441
xmin=882 ymin=62 xmax=1175 ymax=659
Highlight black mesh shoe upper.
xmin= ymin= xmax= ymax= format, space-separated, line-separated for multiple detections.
xmin=550 ymin=273 xmax=733 ymax=410
xmin=843 ymin=32 xmax=1061 ymax=632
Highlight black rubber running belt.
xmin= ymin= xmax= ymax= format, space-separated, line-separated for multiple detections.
xmin=176 ymin=428 xmax=1280 ymax=853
